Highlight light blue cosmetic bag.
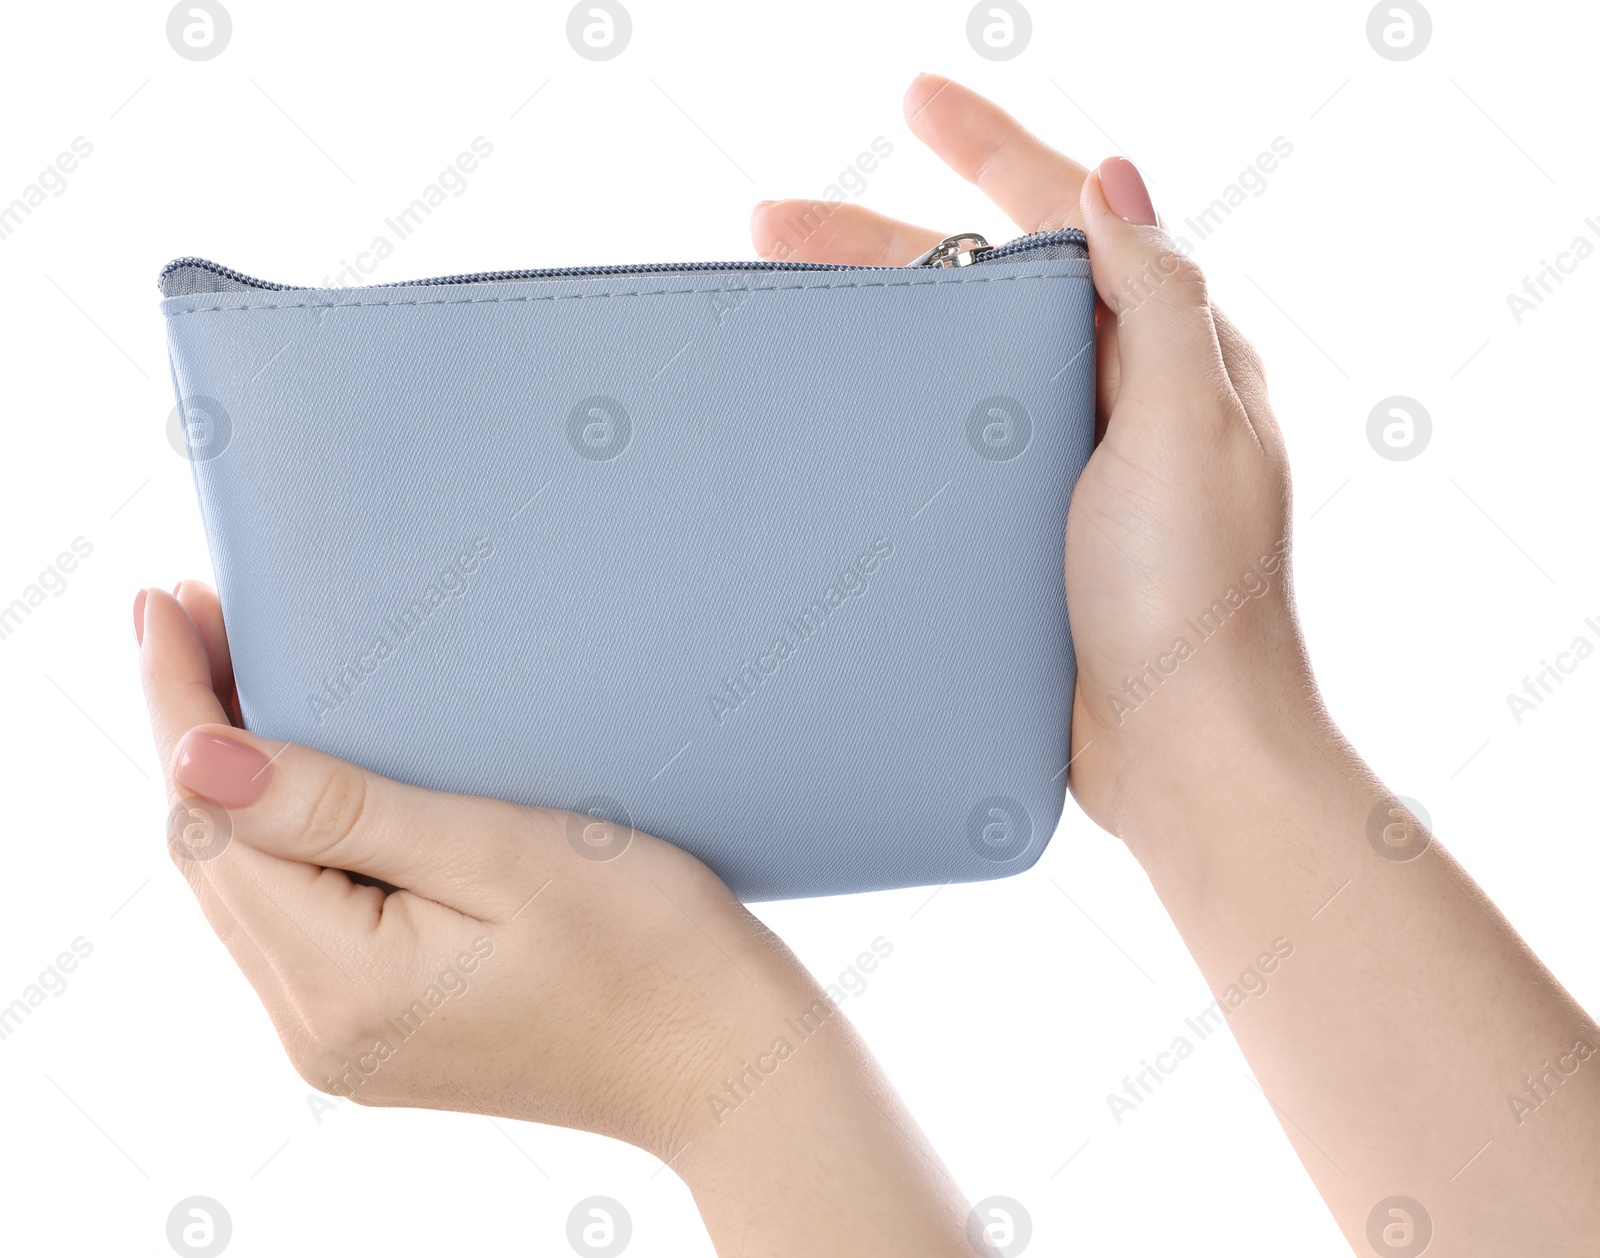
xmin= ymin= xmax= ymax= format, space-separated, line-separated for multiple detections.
xmin=159 ymin=229 xmax=1096 ymax=900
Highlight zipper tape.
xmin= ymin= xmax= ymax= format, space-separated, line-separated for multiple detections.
xmin=158 ymin=229 xmax=1087 ymax=299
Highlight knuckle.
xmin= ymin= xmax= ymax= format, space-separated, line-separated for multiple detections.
xmin=283 ymin=1027 xmax=345 ymax=1093
xmin=1115 ymin=246 xmax=1210 ymax=324
xmin=1237 ymin=337 xmax=1266 ymax=379
xmin=872 ymin=224 xmax=903 ymax=268
xmin=290 ymin=1048 xmax=340 ymax=1094
xmin=299 ymin=998 xmax=368 ymax=1056
xmin=166 ymin=835 xmax=192 ymax=872
xmin=1221 ymin=324 xmax=1268 ymax=384
xmin=1160 ymin=252 xmax=1209 ymax=304
xmin=290 ymin=1002 xmax=398 ymax=1105
xmin=301 ymin=765 xmax=370 ymax=860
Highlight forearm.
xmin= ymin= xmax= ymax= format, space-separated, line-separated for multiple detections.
xmin=1119 ymin=686 xmax=1600 ymax=1253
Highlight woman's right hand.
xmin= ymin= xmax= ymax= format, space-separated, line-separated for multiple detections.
xmin=752 ymin=75 xmax=1310 ymax=851
xmin=760 ymin=78 xmax=1600 ymax=1255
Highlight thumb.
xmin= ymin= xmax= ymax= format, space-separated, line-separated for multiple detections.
xmin=168 ymin=723 xmax=550 ymax=921
xmin=1079 ymin=157 xmax=1227 ymax=406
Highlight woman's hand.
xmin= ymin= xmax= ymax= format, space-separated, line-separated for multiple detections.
xmin=140 ymin=582 xmax=774 ymax=1152
xmin=751 ymin=74 xmax=1306 ymax=846
xmin=137 ymin=581 xmax=978 ymax=1256
xmin=755 ymin=75 xmax=1600 ymax=1255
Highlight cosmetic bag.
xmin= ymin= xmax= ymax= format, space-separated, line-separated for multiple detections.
xmin=159 ymin=228 xmax=1095 ymax=900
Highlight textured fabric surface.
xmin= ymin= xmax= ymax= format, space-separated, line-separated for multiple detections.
xmin=161 ymin=256 xmax=1097 ymax=900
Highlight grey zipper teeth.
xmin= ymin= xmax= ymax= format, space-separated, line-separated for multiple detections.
xmin=159 ymin=228 xmax=1085 ymax=294
xmin=161 ymin=257 xmax=293 ymax=292
xmin=978 ymin=230 xmax=1085 ymax=261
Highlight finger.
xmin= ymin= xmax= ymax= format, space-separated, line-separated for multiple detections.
xmin=172 ymin=579 xmax=239 ymax=724
xmin=135 ymin=588 xmax=301 ymax=1025
xmin=903 ymin=73 xmax=1090 ymax=233
xmin=139 ymin=587 xmax=234 ymax=768
xmin=163 ymin=714 xmax=552 ymax=924
xmin=1079 ymin=159 xmax=1235 ymax=424
xmin=751 ymin=200 xmax=945 ymax=265
xmin=142 ymin=588 xmax=392 ymax=975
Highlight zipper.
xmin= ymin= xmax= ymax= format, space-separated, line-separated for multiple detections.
xmin=158 ymin=228 xmax=1084 ymax=297
xmin=908 ymin=233 xmax=994 ymax=267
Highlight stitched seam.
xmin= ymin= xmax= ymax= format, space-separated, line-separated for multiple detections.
xmin=164 ymin=269 xmax=1088 ymax=318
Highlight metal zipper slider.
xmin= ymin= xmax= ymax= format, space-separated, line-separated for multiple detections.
xmin=909 ymin=233 xmax=993 ymax=268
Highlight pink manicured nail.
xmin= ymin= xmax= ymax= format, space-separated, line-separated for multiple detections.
xmin=133 ymin=590 xmax=147 ymax=645
xmin=173 ymin=730 xmax=273 ymax=807
xmin=1098 ymin=157 xmax=1157 ymax=226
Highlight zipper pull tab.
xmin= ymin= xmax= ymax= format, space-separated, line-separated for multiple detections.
xmin=909 ymin=233 xmax=993 ymax=268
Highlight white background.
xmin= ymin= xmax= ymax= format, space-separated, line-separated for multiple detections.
xmin=1 ymin=1 xmax=1596 ymax=1254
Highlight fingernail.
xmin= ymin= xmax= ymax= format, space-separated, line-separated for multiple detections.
xmin=172 ymin=581 xmax=183 ymax=598
xmin=174 ymin=730 xmax=273 ymax=807
xmin=133 ymin=589 xmax=148 ymax=645
xmin=1098 ymin=157 xmax=1157 ymax=226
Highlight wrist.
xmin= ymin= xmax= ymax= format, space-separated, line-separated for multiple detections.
xmin=666 ymin=988 xmax=973 ymax=1257
xmin=663 ymin=961 xmax=862 ymax=1175
xmin=1107 ymin=662 xmax=1366 ymax=872
xmin=637 ymin=928 xmax=973 ymax=1256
